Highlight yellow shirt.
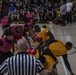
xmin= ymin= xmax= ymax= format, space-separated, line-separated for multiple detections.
xmin=57 ymin=11 xmax=61 ymax=17
xmin=38 ymin=28 xmax=52 ymax=41
xmin=43 ymin=55 xmax=55 ymax=72
xmin=49 ymin=40 xmax=67 ymax=57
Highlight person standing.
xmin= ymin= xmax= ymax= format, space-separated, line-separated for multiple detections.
xmin=60 ymin=1 xmax=67 ymax=25
xmin=0 ymin=39 xmax=49 ymax=75
xmin=66 ymin=0 xmax=73 ymax=23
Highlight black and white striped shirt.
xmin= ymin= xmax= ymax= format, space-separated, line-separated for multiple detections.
xmin=0 ymin=52 xmax=44 ymax=75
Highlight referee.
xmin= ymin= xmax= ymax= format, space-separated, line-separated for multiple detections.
xmin=0 ymin=39 xmax=48 ymax=75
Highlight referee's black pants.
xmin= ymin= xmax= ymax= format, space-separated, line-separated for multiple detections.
xmin=0 ymin=51 xmax=13 ymax=65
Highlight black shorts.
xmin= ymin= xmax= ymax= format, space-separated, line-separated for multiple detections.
xmin=42 ymin=47 xmax=57 ymax=61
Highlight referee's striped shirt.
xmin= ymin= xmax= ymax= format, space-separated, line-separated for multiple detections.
xmin=0 ymin=52 xmax=44 ymax=75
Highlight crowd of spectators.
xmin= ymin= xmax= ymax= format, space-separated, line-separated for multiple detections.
xmin=2 ymin=0 xmax=76 ymax=24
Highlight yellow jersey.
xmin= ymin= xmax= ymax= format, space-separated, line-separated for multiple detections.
xmin=57 ymin=11 xmax=61 ymax=17
xmin=43 ymin=55 xmax=55 ymax=72
xmin=49 ymin=40 xmax=67 ymax=57
xmin=38 ymin=28 xmax=52 ymax=41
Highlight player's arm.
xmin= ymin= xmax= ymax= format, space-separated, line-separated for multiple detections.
xmin=35 ymin=38 xmax=43 ymax=50
xmin=23 ymin=32 xmax=32 ymax=49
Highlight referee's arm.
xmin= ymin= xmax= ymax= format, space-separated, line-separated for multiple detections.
xmin=36 ymin=59 xmax=49 ymax=75
xmin=0 ymin=58 xmax=8 ymax=75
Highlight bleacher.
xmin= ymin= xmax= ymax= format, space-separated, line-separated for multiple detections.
xmin=1 ymin=0 xmax=25 ymax=23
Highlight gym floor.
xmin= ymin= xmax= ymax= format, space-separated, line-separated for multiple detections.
xmin=0 ymin=23 xmax=76 ymax=75
xmin=38 ymin=23 xmax=76 ymax=75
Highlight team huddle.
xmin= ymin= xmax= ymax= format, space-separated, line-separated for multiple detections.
xmin=0 ymin=13 xmax=75 ymax=75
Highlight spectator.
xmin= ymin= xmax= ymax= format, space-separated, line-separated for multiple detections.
xmin=46 ymin=9 xmax=54 ymax=21
xmin=55 ymin=8 xmax=61 ymax=25
xmin=52 ymin=0 xmax=59 ymax=3
xmin=0 ymin=39 xmax=49 ymax=75
xmin=39 ymin=9 xmax=46 ymax=23
xmin=60 ymin=1 xmax=67 ymax=25
xmin=47 ymin=3 xmax=52 ymax=11
xmin=30 ymin=0 xmax=36 ymax=5
xmin=16 ymin=3 xmax=22 ymax=11
xmin=56 ymin=8 xmax=61 ymax=18
xmin=20 ymin=4 xmax=28 ymax=16
xmin=72 ymin=1 xmax=76 ymax=22
xmin=24 ymin=10 xmax=33 ymax=23
xmin=2 ymin=0 xmax=76 ymax=23
xmin=33 ymin=12 xmax=39 ymax=22
xmin=52 ymin=9 xmax=57 ymax=20
xmin=1 ymin=16 xmax=10 ymax=31
xmin=43 ymin=3 xmax=48 ymax=9
xmin=10 ymin=0 xmax=17 ymax=3
xmin=66 ymin=0 xmax=73 ymax=23
xmin=36 ymin=0 xmax=42 ymax=6
xmin=16 ymin=0 xmax=22 ymax=7
xmin=73 ymin=6 xmax=76 ymax=22
xmin=53 ymin=3 xmax=59 ymax=10
xmin=11 ymin=8 xmax=20 ymax=21
xmin=8 ymin=3 xmax=15 ymax=17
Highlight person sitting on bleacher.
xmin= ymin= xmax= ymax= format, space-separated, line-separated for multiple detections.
xmin=8 ymin=3 xmax=15 ymax=17
xmin=11 ymin=8 xmax=20 ymax=21
xmin=1 ymin=15 xmax=10 ymax=31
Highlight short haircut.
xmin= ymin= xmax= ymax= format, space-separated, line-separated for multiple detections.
xmin=43 ymin=25 xmax=47 ymax=28
xmin=34 ymin=25 xmax=41 ymax=32
xmin=4 ymin=29 xmax=13 ymax=36
xmin=66 ymin=42 xmax=73 ymax=47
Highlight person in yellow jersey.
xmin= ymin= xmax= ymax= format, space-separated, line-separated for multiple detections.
xmin=39 ymin=46 xmax=58 ymax=75
xmin=39 ymin=55 xmax=55 ymax=75
xmin=39 ymin=40 xmax=75 ymax=75
xmin=41 ymin=25 xmax=55 ymax=41
xmin=34 ymin=25 xmax=75 ymax=75
xmin=47 ymin=40 xmax=75 ymax=75
xmin=53 ymin=8 xmax=61 ymax=25
xmin=34 ymin=25 xmax=55 ymax=47
xmin=34 ymin=25 xmax=55 ymax=56
xmin=33 ymin=26 xmax=58 ymax=75
xmin=56 ymin=8 xmax=61 ymax=18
